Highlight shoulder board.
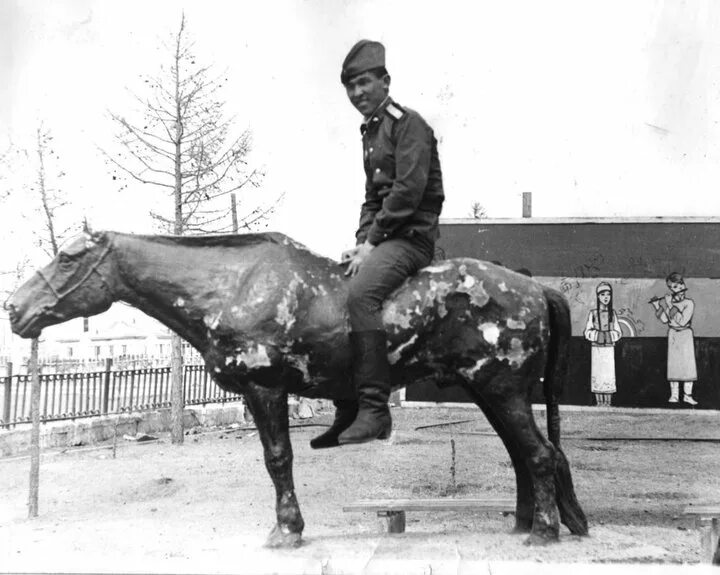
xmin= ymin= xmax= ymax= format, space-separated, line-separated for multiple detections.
xmin=385 ymin=102 xmax=405 ymax=121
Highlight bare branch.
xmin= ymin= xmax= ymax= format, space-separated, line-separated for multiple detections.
xmin=100 ymin=148 xmax=175 ymax=189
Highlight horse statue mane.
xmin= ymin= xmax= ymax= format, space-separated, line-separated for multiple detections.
xmin=131 ymin=231 xmax=293 ymax=249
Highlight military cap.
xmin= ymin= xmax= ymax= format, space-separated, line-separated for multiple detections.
xmin=341 ymin=39 xmax=385 ymax=84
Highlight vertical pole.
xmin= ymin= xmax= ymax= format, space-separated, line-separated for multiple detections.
xmin=171 ymin=337 xmax=184 ymax=444
xmin=28 ymin=337 xmax=40 ymax=518
xmin=230 ymin=192 xmax=239 ymax=233
xmin=3 ymin=361 xmax=12 ymax=426
xmin=522 ymin=192 xmax=532 ymax=218
xmin=102 ymin=358 xmax=113 ymax=414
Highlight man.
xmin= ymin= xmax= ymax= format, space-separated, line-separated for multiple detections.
xmin=311 ymin=39 xmax=444 ymax=448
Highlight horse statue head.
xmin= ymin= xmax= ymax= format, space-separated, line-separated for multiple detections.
xmin=5 ymin=230 xmax=116 ymax=338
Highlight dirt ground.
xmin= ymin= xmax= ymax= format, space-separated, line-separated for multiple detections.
xmin=1 ymin=405 xmax=719 ymax=571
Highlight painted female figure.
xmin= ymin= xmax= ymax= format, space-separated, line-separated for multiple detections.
xmin=584 ymin=282 xmax=622 ymax=406
xmin=649 ymin=272 xmax=697 ymax=405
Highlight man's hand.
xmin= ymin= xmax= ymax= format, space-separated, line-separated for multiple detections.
xmin=341 ymin=241 xmax=374 ymax=277
xmin=340 ymin=247 xmax=359 ymax=264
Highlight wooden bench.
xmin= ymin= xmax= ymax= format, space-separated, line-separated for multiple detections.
xmin=683 ymin=506 xmax=720 ymax=565
xmin=343 ymin=498 xmax=515 ymax=534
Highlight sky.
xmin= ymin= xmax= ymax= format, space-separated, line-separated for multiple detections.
xmin=2 ymin=0 xmax=720 ymax=266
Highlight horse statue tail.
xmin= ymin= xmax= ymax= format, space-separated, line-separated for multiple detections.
xmin=542 ymin=286 xmax=590 ymax=535
xmin=542 ymin=287 xmax=571 ymax=448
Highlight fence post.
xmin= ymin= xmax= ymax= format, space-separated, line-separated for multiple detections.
xmin=102 ymin=358 xmax=113 ymax=415
xmin=3 ymin=361 xmax=12 ymax=425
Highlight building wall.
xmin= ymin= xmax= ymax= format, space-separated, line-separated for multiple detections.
xmin=406 ymin=218 xmax=720 ymax=409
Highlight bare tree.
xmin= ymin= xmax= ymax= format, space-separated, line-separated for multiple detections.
xmin=103 ymin=13 xmax=272 ymax=235
xmin=469 ymin=202 xmax=487 ymax=220
xmin=103 ymin=14 xmax=274 ymax=443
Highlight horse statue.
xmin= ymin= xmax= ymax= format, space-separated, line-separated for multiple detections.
xmin=6 ymin=230 xmax=588 ymax=547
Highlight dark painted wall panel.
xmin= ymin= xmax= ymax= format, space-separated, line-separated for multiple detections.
xmin=437 ymin=221 xmax=720 ymax=278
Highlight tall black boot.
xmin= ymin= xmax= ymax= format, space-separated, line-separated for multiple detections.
xmin=338 ymin=330 xmax=392 ymax=445
xmin=309 ymin=399 xmax=358 ymax=449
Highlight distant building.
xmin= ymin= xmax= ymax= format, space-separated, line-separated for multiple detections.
xmin=1 ymin=303 xmax=181 ymax=366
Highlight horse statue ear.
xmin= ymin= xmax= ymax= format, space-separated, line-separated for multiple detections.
xmin=82 ymin=220 xmax=105 ymax=245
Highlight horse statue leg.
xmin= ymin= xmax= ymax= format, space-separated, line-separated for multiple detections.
xmin=480 ymin=374 xmax=561 ymax=545
xmin=243 ymin=380 xmax=305 ymax=548
xmin=464 ymin=388 xmax=535 ymax=532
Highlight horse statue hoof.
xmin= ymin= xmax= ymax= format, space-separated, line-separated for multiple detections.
xmin=511 ymin=524 xmax=533 ymax=534
xmin=264 ymin=524 xmax=303 ymax=548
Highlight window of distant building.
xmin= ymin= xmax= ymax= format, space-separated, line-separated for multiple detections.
xmin=122 ymin=345 xmax=127 ymax=355
xmin=95 ymin=345 xmax=101 ymax=358
xmin=83 ymin=318 xmax=89 ymax=332
xmin=108 ymin=345 xmax=114 ymax=356
xmin=67 ymin=347 xmax=74 ymax=357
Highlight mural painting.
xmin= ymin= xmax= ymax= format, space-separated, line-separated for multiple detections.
xmin=408 ymin=219 xmax=720 ymax=410
xmin=583 ymin=282 xmax=622 ymax=407
xmin=649 ymin=273 xmax=698 ymax=406
xmin=547 ymin=274 xmax=703 ymax=408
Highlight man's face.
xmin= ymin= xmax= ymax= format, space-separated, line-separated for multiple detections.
xmin=345 ymin=71 xmax=390 ymax=117
xmin=669 ymin=280 xmax=686 ymax=294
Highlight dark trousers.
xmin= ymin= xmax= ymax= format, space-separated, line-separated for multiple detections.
xmin=347 ymin=238 xmax=434 ymax=332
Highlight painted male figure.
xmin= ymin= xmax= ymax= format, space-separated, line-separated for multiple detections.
xmin=649 ymin=272 xmax=698 ymax=405
xmin=311 ymin=40 xmax=444 ymax=448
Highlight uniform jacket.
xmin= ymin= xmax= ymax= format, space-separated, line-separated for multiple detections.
xmin=355 ymin=98 xmax=444 ymax=247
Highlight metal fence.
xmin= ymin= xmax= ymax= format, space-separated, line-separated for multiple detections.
xmin=0 ymin=351 xmax=206 ymax=375
xmin=0 ymin=360 xmax=242 ymax=428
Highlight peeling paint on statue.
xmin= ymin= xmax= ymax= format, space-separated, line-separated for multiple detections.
xmin=230 ymin=344 xmax=272 ymax=370
xmin=424 ymin=262 xmax=454 ymax=274
xmin=388 ymin=334 xmax=418 ymax=364
xmin=507 ymin=318 xmax=527 ymax=330
xmin=204 ymin=311 xmax=222 ymax=330
xmin=424 ymin=279 xmax=452 ymax=317
xmin=276 ymin=276 xmax=303 ymax=331
xmin=459 ymin=357 xmax=489 ymax=379
xmin=383 ymin=302 xmax=413 ymax=330
xmin=456 ymin=278 xmax=490 ymax=309
xmin=480 ymin=322 xmax=500 ymax=346
xmin=499 ymin=337 xmax=530 ymax=368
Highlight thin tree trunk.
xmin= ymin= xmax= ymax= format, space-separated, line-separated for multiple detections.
xmin=28 ymin=337 xmax=40 ymax=518
xmin=229 ymin=192 xmax=247 ymax=423
xmin=169 ymin=15 xmax=186 ymax=444
xmin=170 ymin=334 xmax=184 ymax=444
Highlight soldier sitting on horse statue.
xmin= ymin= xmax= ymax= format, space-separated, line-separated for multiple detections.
xmin=311 ymin=39 xmax=445 ymax=448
